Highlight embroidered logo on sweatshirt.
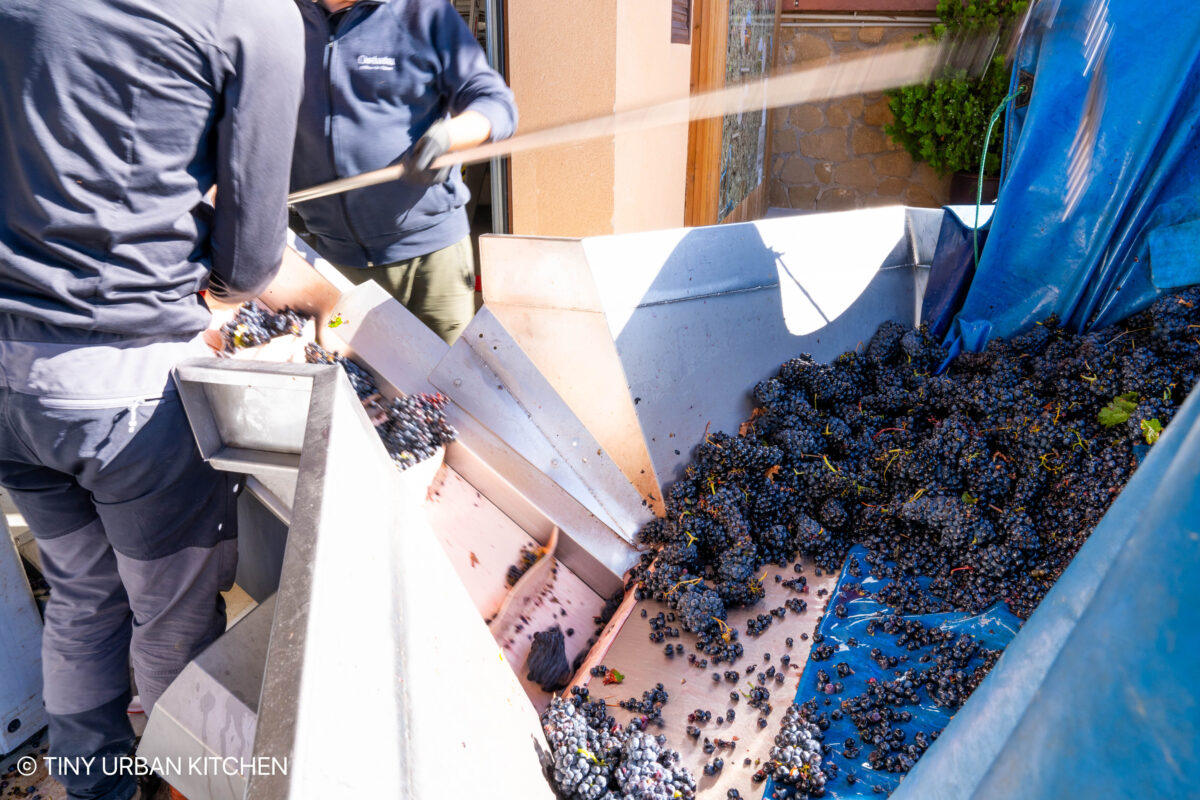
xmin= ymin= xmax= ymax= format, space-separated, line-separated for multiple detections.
xmin=357 ymin=55 xmax=397 ymax=71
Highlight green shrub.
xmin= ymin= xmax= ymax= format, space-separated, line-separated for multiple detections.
xmin=884 ymin=0 xmax=1029 ymax=177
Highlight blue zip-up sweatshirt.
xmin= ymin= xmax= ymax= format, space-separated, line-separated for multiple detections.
xmin=0 ymin=0 xmax=304 ymax=344
xmin=290 ymin=0 xmax=517 ymax=268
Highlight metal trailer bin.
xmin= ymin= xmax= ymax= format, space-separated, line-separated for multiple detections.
xmin=138 ymin=206 xmax=981 ymax=799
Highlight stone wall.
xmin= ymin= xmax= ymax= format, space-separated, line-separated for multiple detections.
xmin=769 ymin=22 xmax=950 ymax=212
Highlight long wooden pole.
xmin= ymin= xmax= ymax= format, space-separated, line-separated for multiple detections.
xmin=288 ymin=32 xmax=1001 ymax=205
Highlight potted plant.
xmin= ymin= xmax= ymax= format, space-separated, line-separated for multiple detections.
xmin=884 ymin=0 xmax=1029 ymax=203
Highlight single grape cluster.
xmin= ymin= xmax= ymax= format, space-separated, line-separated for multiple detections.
xmin=305 ymin=342 xmax=457 ymax=470
xmin=219 ymin=301 xmax=306 ymax=351
xmin=542 ymin=687 xmax=696 ymax=800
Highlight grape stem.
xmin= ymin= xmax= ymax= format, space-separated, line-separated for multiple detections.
xmin=665 ymin=577 xmax=702 ymax=596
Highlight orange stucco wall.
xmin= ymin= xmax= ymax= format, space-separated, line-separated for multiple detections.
xmin=613 ymin=1 xmax=692 ymax=234
xmin=507 ymin=1 xmax=691 ymax=237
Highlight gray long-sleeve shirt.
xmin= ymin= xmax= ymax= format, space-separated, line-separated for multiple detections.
xmin=0 ymin=0 xmax=305 ymax=344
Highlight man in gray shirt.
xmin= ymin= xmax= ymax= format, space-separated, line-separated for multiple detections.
xmin=0 ymin=2 xmax=303 ymax=798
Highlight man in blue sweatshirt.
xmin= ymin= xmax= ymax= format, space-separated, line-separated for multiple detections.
xmin=0 ymin=2 xmax=303 ymax=798
xmin=289 ymin=0 xmax=518 ymax=345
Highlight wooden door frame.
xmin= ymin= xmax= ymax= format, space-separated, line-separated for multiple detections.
xmin=684 ymin=0 xmax=784 ymax=226
xmin=684 ymin=0 xmax=726 ymax=227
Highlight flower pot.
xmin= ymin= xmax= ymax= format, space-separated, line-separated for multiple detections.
xmin=949 ymin=171 xmax=1000 ymax=205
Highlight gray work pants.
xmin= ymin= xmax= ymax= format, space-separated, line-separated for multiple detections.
xmin=0 ymin=337 xmax=237 ymax=800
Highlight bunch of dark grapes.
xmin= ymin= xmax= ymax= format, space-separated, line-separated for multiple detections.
xmin=219 ymin=301 xmax=306 ymax=351
xmin=304 ymin=340 xmax=377 ymax=398
xmin=542 ymin=687 xmax=695 ymax=800
xmin=629 ymin=288 xmax=1200 ymax=644
xmin=305 ymin=342 xmax=457 ymax=470
xmin=760 ymin=703 xmax=826 ymax=795
xmin=617 ymin=683 xmax=670 ymax=729
xmin=615 ymin=731 xmax=696 ymax=799
xmin=374 ymin=392 xmax=454 ymax=468
xmin=673 ymin=585 xmax=726 ymax=634
xmin=542 ymin=689 xmax=624 ymax=800
xmin=507 ymin=545 xmax=544 ymax=587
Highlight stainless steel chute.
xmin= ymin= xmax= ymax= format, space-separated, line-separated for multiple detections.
xmin=140 ymin=205 xmax=954 ymax=799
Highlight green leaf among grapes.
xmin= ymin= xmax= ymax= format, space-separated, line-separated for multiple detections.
xmin=1141 ymin=418 xmax=1163 ymax=445
xmin=1098 ymin=392 xmax=1139 ymax=427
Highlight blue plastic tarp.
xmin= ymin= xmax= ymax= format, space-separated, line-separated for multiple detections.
xmin=763 ymin=547 xmax=1020 ymax=799
xmin=921 ymin=206 xmax=993 ymax=340
xmin=946 ymin=0 xmax=1200 ymax=349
